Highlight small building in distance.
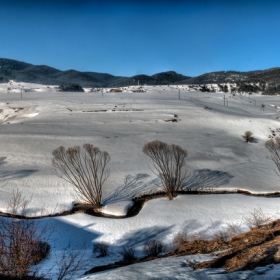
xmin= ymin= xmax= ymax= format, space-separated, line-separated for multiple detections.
xmin=109 ymin=88 xmax=122 ymax=93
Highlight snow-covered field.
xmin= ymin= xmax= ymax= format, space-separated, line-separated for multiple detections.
xmin=1 ymin=81 xmax=280 ymax=279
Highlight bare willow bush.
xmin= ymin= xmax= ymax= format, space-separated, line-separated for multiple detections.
xmin=265 ymin=137 xmax=280 ymax=176
xmin=244 ymin=208 xmax=272 ymax=229
xmin=52 ymin=144 xmax=110 ymax=209
xmin=143 ymin=239 xmax=165 ymax=257
xmin=0 ymin=190 xmax=50 ymax=279
xmin=242 ymin=131 xmax=254 ymax=143
xmin=173 ymin=231 xmax=188 ymax=249
xmin=120 ymin=246 xmax=136 ymax=262
xmin=143 ymin=140 xmax=188 ymax=199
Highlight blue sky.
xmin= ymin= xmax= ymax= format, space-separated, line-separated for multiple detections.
xmin=1 ymin=0 xmax=280 ymax=77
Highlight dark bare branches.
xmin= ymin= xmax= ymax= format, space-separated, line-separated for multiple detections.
xmin=56 ymin=245 xmax=86 ymax=280
xmin=265 ymin=137 xmax=280 ymax=176
xmin=143 ymin=140 xmax=188 ymax=199
xmin=0 ymin=190 xmax=50 ymax=279
xmin=52 ymin=144 xmax=110 ymax=209
xmin=143 ymin=239 xmax=165 ymax=257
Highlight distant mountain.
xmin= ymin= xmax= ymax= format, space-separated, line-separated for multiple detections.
xmin=83 ymin=72 xmax=123 ymax=84
xmin=244 ymin=68 xmax=280 ymax=84
xmin=0 ymin=59 xmax=190 ymax=87
xmin=0 ymin=58 xmax=122 ymax=87
xmin=177 ymin=70 xmax=263 ymax=85
xmin=243 ymin=68 xmax=280 ymax=95
xmin=109 ymin=71 xmax=190 ymax=87
xmin=0 ymin=58 xmax=279 ymax=89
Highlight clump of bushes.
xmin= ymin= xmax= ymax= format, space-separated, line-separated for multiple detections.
xmin=93 ymin=242 xmax=109 ymax=257
xmin=58 ymin=83 xmax=84 ymax=92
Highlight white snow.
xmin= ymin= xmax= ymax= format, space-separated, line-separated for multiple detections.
xmin=1 ymin=81 xmax=280 ymax=278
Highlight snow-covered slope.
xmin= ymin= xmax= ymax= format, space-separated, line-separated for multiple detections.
xmin=0 ymin=82 xmax=279 ymax=213
xmin=1 ymin=81 xmax=280 ymax=278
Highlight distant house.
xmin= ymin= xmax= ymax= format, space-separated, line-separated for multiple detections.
xmin=110 ymin=88 xmax=122 ymax=93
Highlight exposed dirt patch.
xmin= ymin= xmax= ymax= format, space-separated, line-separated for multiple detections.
xmin=165 ymin=118 xmax=178 ymax=122
xmin=82 ymin=110 xmax=108 ymax=112
xmin=111 ymin=109 xmax=144 ymax=112
xmin=11 ymin=107 xmax=24 ymax=113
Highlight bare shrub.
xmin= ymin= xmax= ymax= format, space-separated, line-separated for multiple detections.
xmin=143 ymin=140 xmax=188 ymax=199
xmin=188 ymin=231 xmax=207 ymax=243
xmin=120 ymin=246 xmax=136 ymax=262
xmin=173 ymin=231 xmax=188 ymax=249
xmin=32 ymin=241 xmax=51 ymax=264
xmin=226 ymin=223 xmax=243 ymax=237
xmin=52 ymin=144 xmax=110 ymax=209
xmin=242 ymin=131 xmax=254 ymax=143
xmin=265 ymin=137 xmax=280 ymax=176
xmin=56 ymin=245 xmax=85 ymax=280
xmin=213 ymin=230 xmax=230 ymax=244
xmin=143 ymin=239 xmax=165 ymax=257
xmin=0 ymin=190 xmax=50 ymax=279
xmin=244 ymin=208 xmax=272 ymax=229
xmin=93 ymin=242 xmax=109 ymax=257
xmin=213 ymin=224 xmax=243 ymax=244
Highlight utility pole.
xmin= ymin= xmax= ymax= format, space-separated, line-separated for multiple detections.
xmin=223 ymin=95 xmax=227 ymax=106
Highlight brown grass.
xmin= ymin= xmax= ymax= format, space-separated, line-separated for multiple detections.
xmin=175 ymin=232 xmax=230 ymax=256
xmin=194 ymin=219 xmax=280 ymax=272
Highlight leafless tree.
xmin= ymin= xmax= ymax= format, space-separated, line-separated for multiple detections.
xmin=0 ymin=190 xmax=50 ymax=279
xmin=242 ymin=131 xmax=254 ymax=143
xmin=265 ymin=137 xmax=280 ymax=176
xmin=52 ymin=144 xmax=111 ymax=209
xmin=143 ymin=140 xmax=188 ymax=199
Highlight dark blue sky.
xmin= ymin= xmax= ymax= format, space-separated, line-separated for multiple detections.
xmin=1 ymin=0 xmax=280 ymax=76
